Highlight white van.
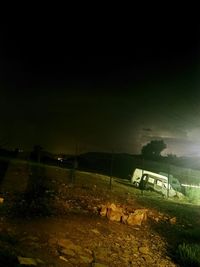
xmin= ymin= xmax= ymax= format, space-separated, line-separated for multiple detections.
xmin=131 ymin=168 xmax=177 ymax=197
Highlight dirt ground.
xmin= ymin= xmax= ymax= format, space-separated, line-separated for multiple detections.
xmin=0 ymin=163 xmax=190 ymax=266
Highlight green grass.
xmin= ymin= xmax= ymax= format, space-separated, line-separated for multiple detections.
xmin=176 ymin=243 xmax=200 ymax=267
xmin=1 ymin=158 xmax=200 ymax=252
xmin=184 ymin=187 xmax=200 ymax=204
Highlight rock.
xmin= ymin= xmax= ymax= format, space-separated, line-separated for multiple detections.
xmin=91 ymin=228 xmax=100 ymax=234
xmin=94 ymin=248 xmax=108 ymax=261
xmin=121 ymin=214 xmax=129 ymax=224
xmin=48 ymin=237 xmax=58 ymax=246
xmin=106 ymin=203 xmax=123 ymax=222
xmin=61 ymin=248 xmax=75 ymax=256
xmin=57 ymin=238 xmax=83 ymax=254
xmin=59 ymin=255 xmax=68 ymax=262
xmin=143 ymin=254 xmax=155 ymax=263
xmin=58 ymin=238 xmax=74 ymax=248
xmin=79 ymin=255 xmax=93 ymax=264
xmin=69 ymin=257 xmax=80 ymax=265
xmin=84 ymin=248 xmax=93 ymax=255
xmin=139 ymin=246 xmax=149 ymax=254
xmin=100 ymin=205 xmax=107 ymax=216
xmin=18 ymin=256 xmax=37 ymax=265
xmin=169 ymin=217 xmax=176 ymax=224
xmin=36 ymin=258 xmax=45 ymax=264
xmin=127 ymin=209 xmax=147 ymax=226
xmin=109 ymin=203 xmax=117 ymax=210
xmin=93 ymin=263 xmax=108 ymax=267
xmin=156 ymin=259 xmax=176 ymax=266
xmin=107 ymin=209 xmax=122 ymax=222
xmin=93 ymin=206 xmax=99 ymax=213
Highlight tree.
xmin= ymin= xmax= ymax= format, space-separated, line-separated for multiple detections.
xmin=141 ymin=140 xmax=167 ymax=159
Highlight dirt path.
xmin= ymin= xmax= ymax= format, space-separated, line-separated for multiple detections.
xmin=0 ymin=162 xmax=29 ymax=193
xmin=0 ymin=163 xmax=182 ymax=266
xmin=0 ymin=212 xmax=178 ymax=267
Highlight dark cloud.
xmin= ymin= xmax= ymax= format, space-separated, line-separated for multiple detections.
xmin=142 ymin=128 xmax=152 ymax=132
xmin=1 ymin=21 xmax=200 ymax=155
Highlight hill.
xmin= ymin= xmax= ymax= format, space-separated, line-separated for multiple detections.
xmin=0 ymin=159 xmax=199 ymax=266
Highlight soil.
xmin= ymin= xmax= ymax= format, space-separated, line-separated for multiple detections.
xmin=0 ymin=164 xmax=184 ymax=266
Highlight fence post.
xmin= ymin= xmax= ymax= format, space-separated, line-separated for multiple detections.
xmin=167 ymin=164 xmax=170 ymax=198
xmin=109 ymin=151 xmax=114 ymax=190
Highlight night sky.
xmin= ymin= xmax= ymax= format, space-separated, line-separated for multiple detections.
xmin=1 ymin=22 xmax=200 ymax=156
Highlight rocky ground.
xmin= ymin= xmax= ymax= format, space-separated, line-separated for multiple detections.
xmin=0 ymin=166 xmax=188 ymax=266
xmin=0 ymin=213 xmax=178 ymax=267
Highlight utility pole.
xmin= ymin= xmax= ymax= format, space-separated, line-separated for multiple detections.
xmin=71 ymin=143 xmax=78 ymax=185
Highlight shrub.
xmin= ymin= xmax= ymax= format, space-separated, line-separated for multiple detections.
xmin=184 ymin=187 xmax=200 ymax=204
xmin=176 ymin=243 xmax=200 ymax=267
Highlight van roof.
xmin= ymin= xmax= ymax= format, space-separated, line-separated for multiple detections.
xmin=135 ymin=168 xmax=168 ymax=181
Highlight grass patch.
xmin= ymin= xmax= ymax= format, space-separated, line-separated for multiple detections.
xmin=176 ymin=243 xmax=200 ymax=267
xmin=185 ymin=187 xmax=200 ymax=204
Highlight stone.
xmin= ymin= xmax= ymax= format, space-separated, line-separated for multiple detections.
xmin=127 ymin=209 xmax=147 ymax=226
xmin=169 ymin=217 xmax=176 ymax=224
xmin=106 ymin=203 xmax=123 ymax=222
xmin=100 ymin=205 xmax=107 ymax=216
xmin=79 ymin=255 xmax=93 ymax=264
xmin=139 ymin=246 xmax=149 ymax=254
xmin=36 ymin=258 xmax=45 ymax=264
xmin=91 ymin=228 xmax=100 ymax=234
xmin=109 ymin=203 xmax=117 ymax=210
xmin=95 ymin=248 xmax=108 ymax=261
xmin=93 ymin=263 xmax=108 ymax=267
xmin=59 ymin=255 xmax=68 ymax=262
xmin=121 ymin=214 xmax=129 ymax=224
xmin=143 ymin=254 xmax=155 ymax=263
xmin=69 ymin=257 xmax=80 ymax=265
xmin=18 ymin=256 xmax=37 ymax=265
xmin=84 ymin=248 xmax=93 ymax=255
xmin=107 ymin=209 xmax=122 ymax=222
xmin=61 ymin=248 xmax=75 ymax=256
xmin=48 ymin=237 xmax=58 ymax=246
xmin=57 ymin=238 xmax=82 ymax=253
xmin=58 ymin=238 xmax=74 ymax=248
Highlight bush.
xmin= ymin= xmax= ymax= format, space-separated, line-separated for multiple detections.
xmin=176 ymin=243 xmax=200 ymax=267
xmin=185 ymin=187 xmax=200 ymax=204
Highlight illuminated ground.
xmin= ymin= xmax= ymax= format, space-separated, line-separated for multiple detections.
xmin=0 ymin=161 xmax=199 ymax=266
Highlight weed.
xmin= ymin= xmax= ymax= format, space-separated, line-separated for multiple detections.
xmin=176 ymin=243 xmax=200 ymax=267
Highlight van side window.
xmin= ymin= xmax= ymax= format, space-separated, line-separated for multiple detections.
xmin=148 ymin=177 xmax=155 ymax=184
xmin=156 ymin=180 xmax=163 ymax=187
xmin=163 ymin=182 xmax=168 ymax=188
